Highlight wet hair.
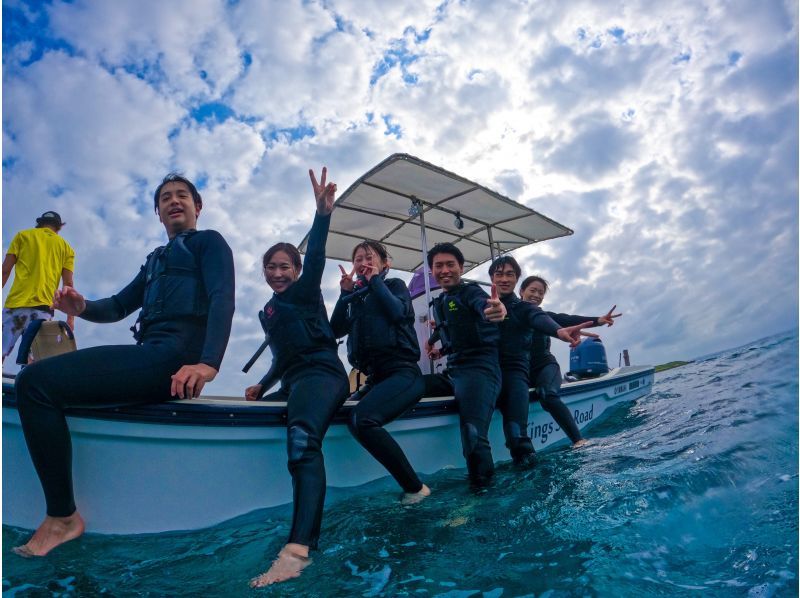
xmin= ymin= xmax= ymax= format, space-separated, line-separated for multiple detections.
xmin=520 ymin=275 xmax=549 ymax=294
xmin=351 ymin=240 xmax=390 ymax=264
xmin=488 ymin=255 xmax=521 ymax=279
xmin=262 ymin=242 xmax=302 ymax=273
xmin=153 ymin=173 xmax=203 ymax=213
xmin=427 ymin=242 xmax=464 ymax=267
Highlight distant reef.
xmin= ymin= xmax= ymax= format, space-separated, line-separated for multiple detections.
xmin=654 ymin=360 xmax=691 ymax=373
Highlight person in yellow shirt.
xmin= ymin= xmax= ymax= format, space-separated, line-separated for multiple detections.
xmin=2 ymin=211 xmax=75 ymax=362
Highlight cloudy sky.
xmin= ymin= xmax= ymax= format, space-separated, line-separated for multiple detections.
xmin=3 ymin=0 xmax=797 ymax=395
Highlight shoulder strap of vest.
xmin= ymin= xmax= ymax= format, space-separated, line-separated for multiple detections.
xmin=269 ymin=294 xmax=321 ymax=320
xmin=505 ymin=295 xmax=526 ymax=327
xmin=144 ymin=245 xmax=166 ymax=281
xmin=167 ymin=230 xmax=200 ymax=270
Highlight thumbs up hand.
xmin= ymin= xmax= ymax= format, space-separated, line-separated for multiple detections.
xmin=483 ymin=284 xmax=507 ymax=322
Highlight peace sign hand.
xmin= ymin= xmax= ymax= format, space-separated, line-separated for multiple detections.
xmin=598 ymin=305 xmax=622 ymax=326
xmin=556 ymin=321 xmax=596 ymax=348
xmin=309 ymin=167 xmax=337 ymax=215
xmin=339 ymin=265 xmax=356 ymax=292
xmin=362 ymin=261 xmax=381 ymax=282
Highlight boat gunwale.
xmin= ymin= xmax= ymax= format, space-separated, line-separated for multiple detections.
xmin=2 ymin=366 xmax=654 ymax=427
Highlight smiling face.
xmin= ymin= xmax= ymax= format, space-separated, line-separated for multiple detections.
xmin=431 ymin=252 xmax=464 ymax=291
xmin=490 ymin=263 xmax=519 ymax=297
xmin=352 ymin=246 xmax=385 ymax=277
xmin=521 ymin=280 xmax=547 ymax=306
xmin=264 ymin=250 xmax=300 ymax=293
xmin=157 ymin=181 xmax=200 ymax=237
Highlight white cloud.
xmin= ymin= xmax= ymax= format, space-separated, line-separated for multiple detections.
xmin=48 ymin=0 xmax=243 ymax=100
xmin=2 ymin=0 xmax=796 ymax=390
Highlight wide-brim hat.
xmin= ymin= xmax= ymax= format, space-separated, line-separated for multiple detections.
xmin=36 ymin=211 xmax=65 ymax=226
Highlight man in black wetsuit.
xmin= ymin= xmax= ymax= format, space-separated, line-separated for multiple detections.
xmin=12 ymin=173 xmax=235 ymax=557
xmin=424 ymin=243 xmax=507 ymax=487
xmin=489 ymin=256 xmax=591 ymax=465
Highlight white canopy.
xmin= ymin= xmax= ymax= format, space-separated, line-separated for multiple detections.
xmin=299 ymin=153 xmax=572 ymax=273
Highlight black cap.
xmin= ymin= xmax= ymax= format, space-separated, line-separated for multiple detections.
xmin=36 ymin=211 xmax=65 ymax=226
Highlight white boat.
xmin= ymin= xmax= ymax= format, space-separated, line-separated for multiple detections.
xmin=2 ymin=154 xmax=655 ymax=534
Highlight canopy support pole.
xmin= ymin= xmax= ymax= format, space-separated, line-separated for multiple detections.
xmin=487 ymin=226 xmax=497 ymax=262
xmin=411 ymin=197 xmax=435 ymax=374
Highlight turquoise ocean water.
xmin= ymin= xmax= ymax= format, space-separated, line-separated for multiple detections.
xmin=3 ymin=330 xmax=798 ymax=597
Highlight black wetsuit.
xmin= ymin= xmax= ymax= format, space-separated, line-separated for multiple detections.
xmin=529 ymin=312 xmax=600 ymax=444
xmin=15 ymin=230 xmax=235 ymax=518
xmin=257 ymin=213 xmax=349 ymax=551
xmin=496 ymin=293 xmax=561 ymax=463
xmin=430 ymin=282 xmax=500 ymax=486
xmin=330 ymin=273 xmax=424 ymax=494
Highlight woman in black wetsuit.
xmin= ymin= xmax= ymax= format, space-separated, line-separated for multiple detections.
xmin=330 ymin=241 xmax=430 ymax=505
xmin=520 ymin=275 xmax=620 ymax=446
xmin=246 ymin=168 xmax=350 ymax=588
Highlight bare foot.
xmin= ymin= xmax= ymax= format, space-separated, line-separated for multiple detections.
xmin=13 ymin=512 xmax=85 ymax=557
xmin=249 ymin=543 xmax=311 ymax=587
xmin=401 ymin=484 xmax=431 ymax=505
xmin=572 ymin=439 xmax=590 ymax=448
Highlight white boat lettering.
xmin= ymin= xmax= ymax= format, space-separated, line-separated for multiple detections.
xmin=614 ymin=383 xmax=628 ymax=394
xmin=573 ymin=403 xmax=594 ymax=425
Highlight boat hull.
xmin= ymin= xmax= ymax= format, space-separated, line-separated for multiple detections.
xmin=3 ymin=366 xmax=653 ymax=534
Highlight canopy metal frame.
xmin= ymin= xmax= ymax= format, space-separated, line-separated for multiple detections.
xmin=298 ymin=153 xmax=574 ymax=356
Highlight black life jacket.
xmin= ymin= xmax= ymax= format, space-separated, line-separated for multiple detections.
xmin=260 ymin=292 xmax=336 ymax=373
xmin=498 ymin=295 xmax=533 ymax=369
xmin=134 ymin=230 xmax=207 ymax=340
xmin=343 ymin=277 xmax=420 ymax=371
xmin=530 ymin=331 xmax=552 ymax=361
xmin=432 ymin=282 xmax=498 ymax=355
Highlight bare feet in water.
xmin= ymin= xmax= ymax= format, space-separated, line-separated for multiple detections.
xmin=249 ymin=543 xmax=311 ymax=587
xmin=401 ymin=483 xmax=431 ymax=505
xmin=13 ymin=512 xmax=85 ymax=557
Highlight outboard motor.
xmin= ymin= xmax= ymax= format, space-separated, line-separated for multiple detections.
xmin=568 ymin=337 xmax=609 ymax=379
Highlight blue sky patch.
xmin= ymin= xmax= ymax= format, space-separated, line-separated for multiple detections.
xmin=3 ymin=1 xmax=78 ymax=70
xmin=608 ymin=27 xmax=626 ymax=42
xmin=370 ymin=41 xmax=420 ymax=86
xmin=403 ymin=25 xmax=431 ymax=43
xmin=265 ymin=124 xmax=316 ymax=144
xmin=382 ymin=114 xmax=401 ymax=138
xmin=728 ymin=51 xmax=742 ymax=66
xmin=47 ymin=184 xmax=66 ymax=197
xmin=190 ymin=102 xmax=235 ymax=125
xmin=673 ymin=51 xmax=691 ymax=64
xmin=194 ymin=174 xmax=209 ymax=190
xmin=118 ymin=58 xmax=168 ymax=87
